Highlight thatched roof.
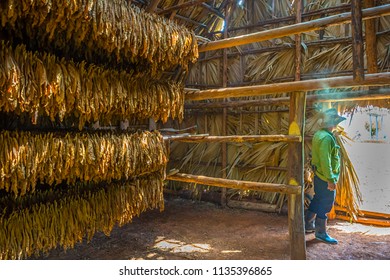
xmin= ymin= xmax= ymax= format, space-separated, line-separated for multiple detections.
xmin=133 ymin=0 xmax=390 ymax=110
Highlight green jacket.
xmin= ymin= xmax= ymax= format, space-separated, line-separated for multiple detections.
xmin=311 ymin=129 xmax=341 ymax=184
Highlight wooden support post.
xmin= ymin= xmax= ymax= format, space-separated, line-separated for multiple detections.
xmin=352 ymin=0 xmax=365 ymax=82
xmin=221 ymin=109 xmax=228 ymax=206
xmin=287 ymin=0 xmax=306 ymax=260
xmin=185 ymin=72 xmax=390 ymax=101
xmin=288 ymin=93 xmax=306 ymax=260
xmin=364 ymin=0 xmax=378 ymax=74
xmin=170 ymin=134 xmax=302 ymax=143
xmin=221 ymin=1 xmax=232 ymax=207
xmin=167 ymin=173 xmax=302 ymax=195
xmin=198 ymin=4 xmax=390 ymax=52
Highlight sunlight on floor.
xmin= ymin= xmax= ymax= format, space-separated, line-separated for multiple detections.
xmin=221 ymin=250 xmax=242 ymax=254
xmin=333 ymin=221 xmax=390 ymax=236
xmin=153 ymin=236 xmax=211 ymax=253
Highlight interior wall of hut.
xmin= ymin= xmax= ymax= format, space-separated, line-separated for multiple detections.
xmin=166 ymin=0 xmax=390 ymax=217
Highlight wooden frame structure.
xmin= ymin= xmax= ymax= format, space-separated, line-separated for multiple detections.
xmin=167 ymin=0 xmax=390 ymax=260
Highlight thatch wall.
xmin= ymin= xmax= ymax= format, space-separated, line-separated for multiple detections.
xmin=168 ymin=0 xmax=390 ymax=214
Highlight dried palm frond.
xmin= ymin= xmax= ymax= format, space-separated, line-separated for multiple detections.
xmin=245 ymin=49 xmax=296 ymax=83
xmin=304 ymin=44 xmax=353 ymax=74
xmin=203 ymin=59 xmax=221 ymax=86
xmin=334 ymin=127 xmax=362 ymax=219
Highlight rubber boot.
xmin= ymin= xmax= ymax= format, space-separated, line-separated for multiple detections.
xmin=315 ymin=217 xmax=338 ymax=244
xmin=304 ymin=210 xmax=316 ymax=233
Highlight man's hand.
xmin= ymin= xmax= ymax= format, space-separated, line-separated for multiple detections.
xmin=327 ymin=182 xmax=337 ymax=191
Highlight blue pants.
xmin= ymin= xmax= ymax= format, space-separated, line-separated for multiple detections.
xmin=308 ymin=176 xmax=336 ymax=219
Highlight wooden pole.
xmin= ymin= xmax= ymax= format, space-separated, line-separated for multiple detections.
xmin=185 ymin=88 xmax=390 ymax=109
xmin=169 ymin=134 xmax=302 ymax=143
xmin=198 ymin=4 xmax=390 ymax=52
xmin=185 ymin=72 xmax=390 ymax=101
xmin=225 ymin=4 xmax=352 ymax=33
xmin=227 ymin=200 xmax=279 ymax=213
xmin=157 ymin=0 xmax=208 ymax=15
xmin=221 ymin=2 xmax=231 ymax=207
xmin=364 ymin=0 xmax=379 ymax=74
xmin=146 ymin=0 xmax=161 ymax=12
xmin=167 ymin=173 xmax=302 ymax=195
xmin=169 ymin=159 xmax=288 ymax=172
xmin=169 ymin=0 xmax=184 ymax=20
xmin=352 ymin=0 xmax=365 ymax=82
xmin=287 ymin=0 xmax=306 ymax=260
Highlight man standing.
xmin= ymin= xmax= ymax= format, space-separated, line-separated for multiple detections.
xmin=305 ymin=108 xmax=346 ymax=245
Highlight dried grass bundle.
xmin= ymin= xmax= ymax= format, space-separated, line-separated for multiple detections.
xmin=0 ymin=130 xmax=167 ymax=196
xmin=0 ymin=0 xmax=198 ymax=74
xmin=334 ymin=127 xmax=362 ymax=219
xmin=0 ymin=170 xmax=165 ymax=260
xmin=0 ymin=42 xmax=184 ymax=128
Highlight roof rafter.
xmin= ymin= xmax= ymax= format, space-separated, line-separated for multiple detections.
xmin=157 ymin=0 xmax=209 ymax=15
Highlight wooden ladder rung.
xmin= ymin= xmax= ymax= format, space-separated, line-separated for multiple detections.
xmin=167 ymin=173 xmax=301 ymax=195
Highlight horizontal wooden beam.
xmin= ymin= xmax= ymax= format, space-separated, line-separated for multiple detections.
xmin=185 ymin=88 xmax=390 ymax=109
xmin=197 ymin=29 xmax=390 ymax=63
xmin=201 ymin=3 xmax=224 ymax=19
xmin=184 ymin=108 xmax=291 ymax=115
xmin=157 ymin=0 xmax=208 ymax=15
xmin=185 ymin=72 xmax=390 ymax=101
xmin=336 ymin=214 xmax=390 ymax=227
xmin=227 ymin=199 xmax=279 ymax=212
xmin=198 ymin=4 xmax=390 ymax=52
xmin=185 ymin=97 xmax=290 ymax=109
xmin=175 ymin=14 xmax=208 ymax=29
xmin=167 ymin=173 xmax=301 ymax=194
xmin=168 ymin=134 xmax=301 ymax=143
xmin=217 ymin=4 xmax=352 ymax=34
xmin=169 ymin=159 xmax=288 ymax=172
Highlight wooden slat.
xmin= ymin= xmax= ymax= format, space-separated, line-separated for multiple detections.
xmin=185 ymin=72 xmax=390 ymax=101
xmin=336 ymin=214 xmax=390 ymax=227
xmin=288 ymin=0 xmax=306 ymax=260
xmin=224 ymin=4 xmax=352 ymax=33
xmin=168 ymin=159 xmax=288 ymax=172
xmin=185 ymin=88 xmax=390 ymax=109
xmin=352 ymin=0 xmax=365 ymax=81
xmin=198 ymin=4 xmax=390 ymax=52
xmin=157 ymin=0 xmax=208 ymax=15
xmin=169 ymin=134 xmax=302 ymax=143
xmin=145 ymin=0 xmax=161 ymax=12
xmin=167 ymin=173 xmax=302 ymax=195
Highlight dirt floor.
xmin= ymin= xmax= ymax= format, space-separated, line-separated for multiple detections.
xmin=32 ymin=142 xmax=390 ymax=260
xmin=34 ymin=197 xmax=390 ymax=260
